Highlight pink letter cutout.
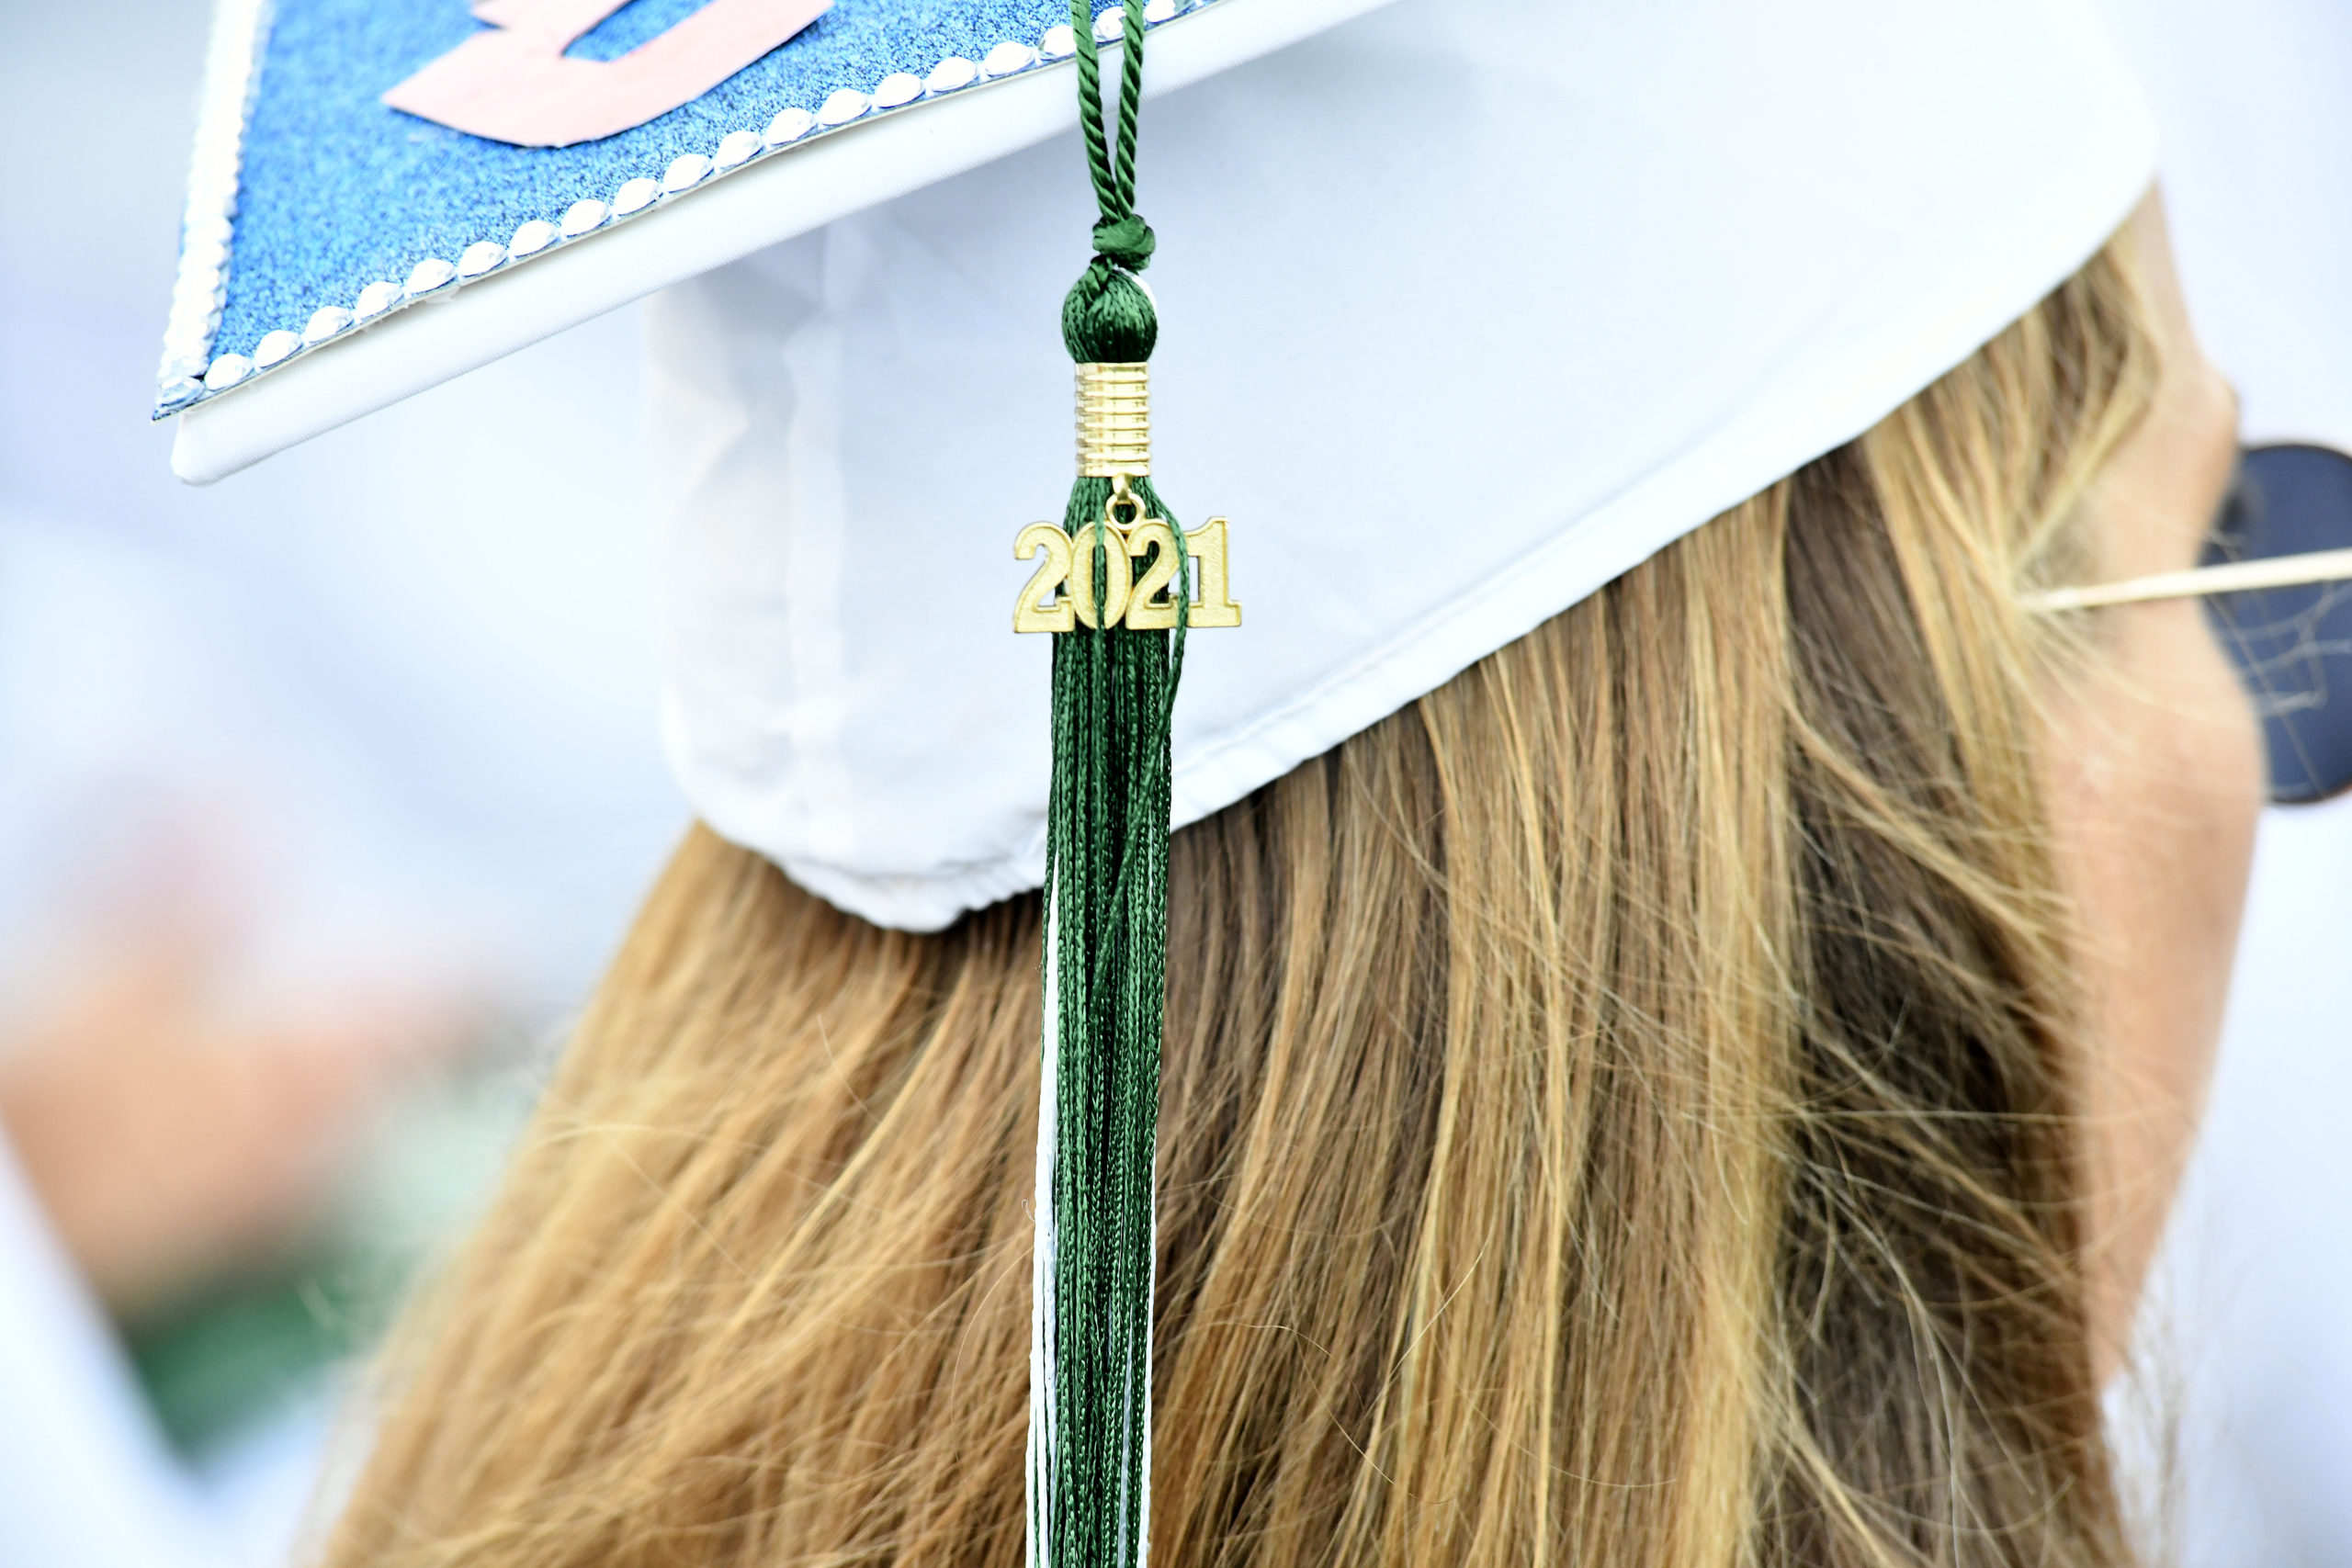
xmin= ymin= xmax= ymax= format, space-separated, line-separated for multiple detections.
xmin=384 ymin=0 xmax=831 ymax=148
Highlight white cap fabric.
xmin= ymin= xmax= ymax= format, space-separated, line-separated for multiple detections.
xmin=2098 ymin=0 xmax=2352 ymax=455
xmin=649 ymin=0 xmax=2158 ymax=931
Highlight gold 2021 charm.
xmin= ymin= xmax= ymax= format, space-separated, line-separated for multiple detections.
xmin=1013 ymin=513 xmax=1242 ymax=634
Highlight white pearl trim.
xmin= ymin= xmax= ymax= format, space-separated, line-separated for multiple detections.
xmin=983 ymin=39 xmax=1041 ymax=76
xmin=354 ymin=279 xmax=401 ymax=319
xmin=404 ymin=256 xmax=457 ymax=296
xmin=926 ymin=55 xmax=980 ymax=93
xmin=456 ymin=240 xmax=507 ymax=278
xmin=816 ymin=87 xmax=870 ymax=125
xmin=611 ymin=176 xmax=660 ymax=217
xmin=154 ymin=0 xmax=1215 ymax=419
xmin=252 ymin=328 xmax=300 ymax=367
xmin=763 ymin=107 xmax=816 ymax=146
xmin=713 ymin=129 xmax=763 ymax=169
xmin=871 ymin=72 xmax=923 ymax=109
xmin=302 ymin=306 xmax=353 ymax=344
xmin=155 ymin=0 xmax=267 ymax=411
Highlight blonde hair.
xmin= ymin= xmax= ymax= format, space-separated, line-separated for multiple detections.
xmin=322 ymin=241 xmax=2155 ymax=1568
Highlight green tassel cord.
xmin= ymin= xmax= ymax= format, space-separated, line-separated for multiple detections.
xmin=1028 ymin=4 xmax=1186 ymax=1568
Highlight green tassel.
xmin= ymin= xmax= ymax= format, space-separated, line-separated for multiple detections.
xmin=1031 ymin=298 xmax=1185 ymax=1568
xmin=1028 ymin=6 xmax=1180 ymax=1567
xmin=1035 ymin=493 xmax=1181 ymax=1568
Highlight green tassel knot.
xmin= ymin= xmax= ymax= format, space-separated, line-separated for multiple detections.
xmin=1063 ymin=260 xmax=1159 ymax=364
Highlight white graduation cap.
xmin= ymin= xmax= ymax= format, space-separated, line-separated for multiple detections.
xmin=156 ymin=4 xmax=2165 ymax=1556
xmin=156 ymin=0 xmax=2158 ymax=932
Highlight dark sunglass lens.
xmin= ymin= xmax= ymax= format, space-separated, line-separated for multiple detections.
xmin=2202 ymin=444 xmax=2352 ymax=805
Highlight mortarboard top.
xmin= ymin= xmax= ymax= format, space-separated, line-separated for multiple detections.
xmin=157 ymin=0 xmax=1389 ymax=483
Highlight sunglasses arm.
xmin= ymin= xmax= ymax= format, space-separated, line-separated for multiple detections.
xmin=2020 ymin=547 xmax=2352 ymax=613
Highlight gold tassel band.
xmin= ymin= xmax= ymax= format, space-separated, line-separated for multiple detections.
xmin=1076 ymin=361 xmax=1151 ymax=478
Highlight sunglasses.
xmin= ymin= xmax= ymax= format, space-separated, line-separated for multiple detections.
xmin=2024 ymin=442 xmax=2352 ymax=806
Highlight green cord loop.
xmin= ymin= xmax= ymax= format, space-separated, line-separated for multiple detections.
xmin=1064 ymin=0 xmax=1158 ymax=362
xmin=1071 ymin=0 xmax=1148 ymax=220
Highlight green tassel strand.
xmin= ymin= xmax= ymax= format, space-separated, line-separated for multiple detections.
xmin=1035 ymin=482 xmax=1182 ymax=1568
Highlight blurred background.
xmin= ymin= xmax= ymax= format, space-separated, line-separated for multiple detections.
xmin=0 ymin=0 xmax=2345 ymax=1564
xmin=1 ymin=2 xmax=684 ymax=1562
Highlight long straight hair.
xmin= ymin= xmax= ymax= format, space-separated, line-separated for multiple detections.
xmin=320 ymin=238 xmax=2156 ymax=1568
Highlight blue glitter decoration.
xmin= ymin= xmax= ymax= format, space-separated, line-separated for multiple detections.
xmin=170 ymin=0 xmax=1151 ymax=412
